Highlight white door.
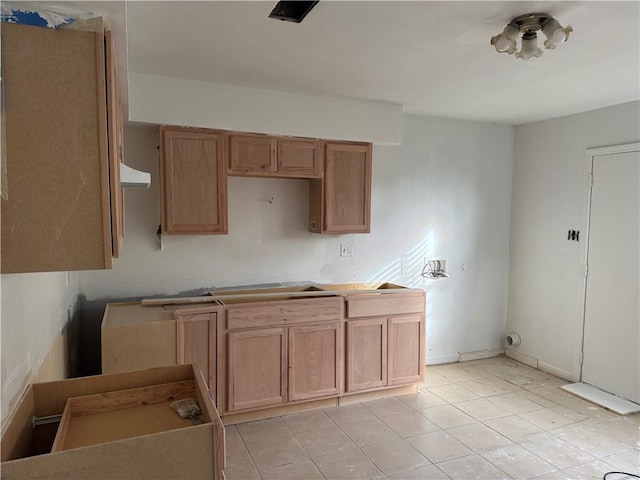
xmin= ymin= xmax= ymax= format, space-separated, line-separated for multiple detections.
xmin=582 ymin=147 xmax=639 ymax=403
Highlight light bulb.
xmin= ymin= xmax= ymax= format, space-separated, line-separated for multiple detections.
xmin=491 ymin=25 xmax=518 ymax=55
xmin=542 ymin=17 xmax=573 ymax=49
xmin=516 ymin=34 xmax=543 ymax=60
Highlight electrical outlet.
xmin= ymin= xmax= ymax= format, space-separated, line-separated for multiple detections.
xmin=340 ymin=243 xmax=353 ymax=257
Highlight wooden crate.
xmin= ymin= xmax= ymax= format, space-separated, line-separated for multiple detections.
xmin=1 ymin=365 xmax=224 ymax=480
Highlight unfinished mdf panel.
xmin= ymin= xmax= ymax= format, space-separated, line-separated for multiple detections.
xmin=160 ymin=127 xmax=228 ymax=234
xmin=1 ymin=23 xmax=113 ymax=272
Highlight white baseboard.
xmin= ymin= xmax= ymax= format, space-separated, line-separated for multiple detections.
xmin=505 ymin=349 xmax=538 ymax=368
xmin=427 ymin=353 xmax=460 ymax=365
xmin=459 ymin=348 xmax=505 ymax=362
xmin=538 ymin=361 xmax=575 ymax=381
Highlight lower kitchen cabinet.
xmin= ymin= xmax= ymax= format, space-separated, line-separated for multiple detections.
xmin=388 ymin=315 xmax=424 ymax=385
xmin=227 ymin=328 xmax=287 ymax=412
xmin=346 ymin=315 xmax=424 ymax=393
xmin=177 ymin=313 xmax=217 ymax=397
xmin=288 ymin=323 xmax=342 ymax=401
xmin=346 ymin=318 xmax=387 ymax=393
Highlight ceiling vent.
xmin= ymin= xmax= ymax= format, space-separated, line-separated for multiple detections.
xmin=268 ymin=1 xmax=319 ymax=23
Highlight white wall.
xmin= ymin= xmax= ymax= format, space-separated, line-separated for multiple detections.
xmin=0 ymin=271 xmax=78 ymax=422
xmin=79 ymin=114 xmax=514 ymax=364
xmin=129 ymin=73 xmax=403 ymax=145
xmin=508 ymin=101 xmax=640 ymax=380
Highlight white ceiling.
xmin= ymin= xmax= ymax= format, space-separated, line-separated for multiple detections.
xmin=46 ymin=1 xmax=640 ymax=125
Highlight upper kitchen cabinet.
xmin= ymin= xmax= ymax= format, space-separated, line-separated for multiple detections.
xmin=229 ymin=133 xmax=277 ymax=175
xmin=0 ymin=22 xmax=124 ymax=273
xmin=278 ymin=138 xmax=323 ymax=178
xmin=160 ymin=127 xmax=228 ymax=234
xmin=229 ymin=134 xmax=322 ymax=179
xmin=309 ymin=142 xmax=372 ymax=234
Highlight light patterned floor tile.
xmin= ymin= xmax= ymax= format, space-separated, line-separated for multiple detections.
xmin=388 ymin=463 xmax=450 ymax=479
xmin=364 ymin=396 xmax=413 ymax=417
xmin=519 ymin=433 xmax=597 ymax=469
xmin=314 ymin=443 xmax=386 ymax=480
xmin=408 ymin=430 xmax=473 ymax=463
xmin=447 ymin=422 xmax=513 ymax=452
xmin=245 ymin=435 xmax=308 ymax=470
xmin=419 ymin=404 xmax=478 ymax=429
xmin=437 ymin=453 xmax=512 ymax=480
xmin=361 ymin=439 xmax=430 ymax=474
xmin=225 ymin=357 xmax=635 ymax=480
xmin=517 ymin=390 xmax=558 ymax=408
xmin=295 ymin=424 xmax=354 ymax=459
xmin=379 ymin=410 xmax=441 ymax=438
xmin=258 ymin=459 xmax=324 ymax=480
xmin=461 ymin=377 xmax=522 ymax=397
xmin=283 ymin=409 xmax=334 ymax=433
xmin=421 ymin=372 xmax=455 ymax=388
xmin=517 ymin=408 xmax=576 ymax=431
xmin=454 ymin=397 xmax=512 ymax=421
xmin=483 ymin=415 xmax=545 ymax=443
xmin=237 ymin=417 xmax=293 ymax=444
xmin=439 ymin=367 xmax=484 ymax=383
xmin=601 ymin=449 xmax=640 ymax=472
xmin=481 ymin=444 xmax=557 ymax=480
xmin=225 ymin=425 xmax=244 ymax=446
xmin=324 ymin=402 xmax=378 ymax=425
xmin=339 ymin=416 xmax=404 ymax=447
xmin=225 ymin=444 xmax=261 ymax=480
xmin=485 ymin=393 xmax=547 ymax=414
xmin=428 ymin=384 xmax=481 ymax=403
xmin=398 ymin=391 xmax=447 ymax=410
xmin=556 ymin=425 xmax=629 ymax=457
xmin=563 ymin=460 xmax=619 ymax=479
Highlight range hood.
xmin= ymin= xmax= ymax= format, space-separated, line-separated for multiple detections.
xmin=121 ymin=163 xmax=151 ymax=188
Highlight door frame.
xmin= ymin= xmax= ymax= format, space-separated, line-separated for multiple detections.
xmin=577 ymin=142 xmax=640 ymax=381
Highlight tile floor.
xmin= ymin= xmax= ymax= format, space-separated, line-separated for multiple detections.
xmin=224 ymin=357 xmax=640 ymax=479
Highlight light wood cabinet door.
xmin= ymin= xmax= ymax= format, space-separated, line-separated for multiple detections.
xmin=227 ymin=328 xmax=287 ymax=412
xmin=277 ymin=139 xmax=322 ymax=178
xmin=310 ymin=142 xmax=372 ymax=234
xmin=388 ymin=316 xmax=424 ymax=386
xmin=229 ymin=134 xmax=277 ymax=175
xmin=160 ymin=127 xmax=228 ymax=234
xmin=289 ymin=323 xmax=341 ymax=401
xmin=346 ymin=318 xmax=387 ymax=392
xmin=325 ymin=142 xmax=371 ymax=233
xmin=177 ymin=313 xmax=216 ymax=397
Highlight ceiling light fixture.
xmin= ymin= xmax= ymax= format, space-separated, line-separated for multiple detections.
xmin=491 ymin=13 xmax=573 ymax=61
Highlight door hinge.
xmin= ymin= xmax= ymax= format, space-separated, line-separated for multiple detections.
xmin=579 ymin=351 xmax=584 ymax=365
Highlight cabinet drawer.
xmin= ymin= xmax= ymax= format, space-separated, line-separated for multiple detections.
xmin=346 ymin=293 xmax=424 ymax=318
xmin=227 ymin=297 xmax=342 ymax=330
